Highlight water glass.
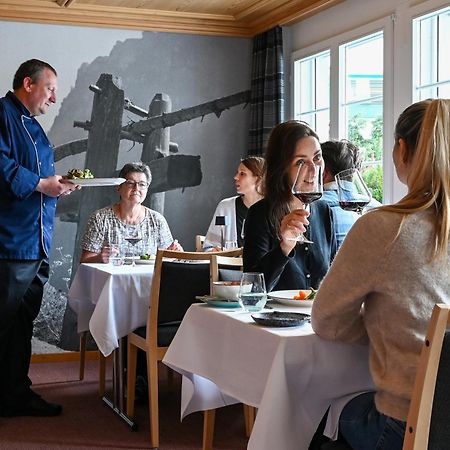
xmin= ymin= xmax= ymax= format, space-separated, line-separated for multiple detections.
xmin=238 ymin=272 xmax=267 ymax=312
xmin=108 ymin=243 xmax=124 ymax=266
xmin=224 ymin=240 xmax=238 ymax=250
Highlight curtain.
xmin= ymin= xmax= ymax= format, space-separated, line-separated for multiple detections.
xmin=247 ymin=26 xmax=285 ymax=156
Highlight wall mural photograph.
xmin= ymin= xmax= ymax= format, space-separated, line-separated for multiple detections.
xmin=0 ymin=20 xmax=252 ymax=353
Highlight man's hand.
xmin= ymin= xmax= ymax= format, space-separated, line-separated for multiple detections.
xmin=36 ymin=175 xmax=80 ymax=197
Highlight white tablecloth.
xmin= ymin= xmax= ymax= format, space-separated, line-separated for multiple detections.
xmin=163 ymin=304 xmax=374 ymax=450
xmin=68 ymin=263 xmax=154 ymax=356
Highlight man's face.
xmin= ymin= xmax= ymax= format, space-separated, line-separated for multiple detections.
xmin=24 ymin=68 xmax=57 ymax=116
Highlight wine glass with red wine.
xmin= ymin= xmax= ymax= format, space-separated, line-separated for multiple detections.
xmin=335 ymin=168 xmax=372 ymax=214
xmin=124 ymin=225 xmax=142 ymax=266
xmin=289 ymin=162 xmax=323 ymax=244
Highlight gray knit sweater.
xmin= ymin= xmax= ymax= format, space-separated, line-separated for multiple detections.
xmin=311 ymin=208 xmax=450 ymax=421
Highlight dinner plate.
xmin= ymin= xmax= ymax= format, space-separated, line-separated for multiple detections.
xmin=196 ymin=296 xmax=241 ymax=309
xmin=135 ymin=258 xmax=155 ymax=265
xmin=268 ymin=289 xmax=314 ymax=307
xmin=251 ymin=311 xmax=310 ymax=327
xmin=66 ymin=177 xmax=126 ymax=186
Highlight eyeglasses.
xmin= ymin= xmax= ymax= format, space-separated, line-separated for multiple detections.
xmin=123 ymin=180 xmax=149 ymax=189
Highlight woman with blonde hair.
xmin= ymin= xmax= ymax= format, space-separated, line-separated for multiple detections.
xmin=311 ymin=99 xmax=450 ymax=449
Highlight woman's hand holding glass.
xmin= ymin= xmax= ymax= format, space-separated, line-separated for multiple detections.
xmin=279 ymin=209 xmax=310 ymax=255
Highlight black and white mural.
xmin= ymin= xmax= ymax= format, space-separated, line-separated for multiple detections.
xmin=0 ymin=21 xmax=251 ymax=352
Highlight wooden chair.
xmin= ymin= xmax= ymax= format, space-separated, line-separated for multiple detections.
xmin=203 ymin=252 xmax=256 ymax=450
xmin=126 ymin=249 xmax=219 ymax=448
xmin=195 ymin=234 xmax=206 ymax=251
xmin=79 ymin=331 xmax=107 ymax=396
xmin=403 ymin=303 xmax=450 ymax=449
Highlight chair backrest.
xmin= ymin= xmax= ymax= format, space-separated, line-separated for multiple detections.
xmin=195 ymin=235 xmax=206 ymax=252
xmin=403 ymin=303 xmax=450 ymax=450
xmin=210 ymin=254 xmax=243 ymax=281
xmin=147 ymin=249 xmax=244 ymax=349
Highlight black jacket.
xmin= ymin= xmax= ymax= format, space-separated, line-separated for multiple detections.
xmin=243 ymin=199 xmax=337 ymax=292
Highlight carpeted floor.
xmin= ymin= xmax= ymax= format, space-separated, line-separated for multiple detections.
xmin=0 ymin=358 xmax=248 ymax=449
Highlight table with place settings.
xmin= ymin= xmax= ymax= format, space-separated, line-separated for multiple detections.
xmin=68 ymin=262 xmax=155 ymax=428
xmin=68 ymin=262 xmax=154 ymax=356
xmin=163 ymin=302 xmax=374 ymax=450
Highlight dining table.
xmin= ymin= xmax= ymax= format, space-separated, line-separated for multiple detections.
xmin=163 ymin=302 xmax=375 ymax=450
xmin=68 ymin=261 xmax=155 ymax=427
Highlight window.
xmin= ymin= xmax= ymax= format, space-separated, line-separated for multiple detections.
xmin=293 ymin=50 xmax=330 ymax=139
xmin=340 ymin=32 xmax=384 ymax=202
xmin=292 ymin=27 xmax=385 ymax=202
xmin=413 ymin=5 xmax=450 ymax=100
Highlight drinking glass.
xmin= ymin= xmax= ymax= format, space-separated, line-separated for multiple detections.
xmin=335 ymin=168 xmax=372 ymax=214
xmin=124 ymin=226 xmax=142 ymax=266
xmin=224 ymin=240 xmax=238 ymax=250
xmin=108 ymin=241 xmax=124 ymax=266
xmin=288 ymin=162 xmax=323 ymax=244
xmin=238 ymin=272 xmax=267 ymax=312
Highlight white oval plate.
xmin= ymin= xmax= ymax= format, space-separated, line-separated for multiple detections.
xmin=268 ymin=290 xmax=314 ymax=307
xmin=135 ymin=258 xmax=156 ymax=265
xmin=67 ymin=177 xmax=126 ymax=186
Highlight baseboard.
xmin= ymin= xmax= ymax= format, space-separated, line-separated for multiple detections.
xmin=31 ymin=350 xmax=100 ymax=364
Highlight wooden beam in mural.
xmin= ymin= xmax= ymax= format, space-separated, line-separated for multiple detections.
xmin=123 ymin=90 xmax=250 ymax=135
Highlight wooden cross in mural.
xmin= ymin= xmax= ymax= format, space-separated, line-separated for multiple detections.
xmin=55 ymin=73 xmax=250 ymax=276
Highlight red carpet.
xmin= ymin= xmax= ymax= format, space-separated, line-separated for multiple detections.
xmin=0 ymin=359 xmax=247 ymax=449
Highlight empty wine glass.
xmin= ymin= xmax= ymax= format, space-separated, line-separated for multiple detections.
xmin=335 ymin=168 xmax=372 ymax=214
xmin=124 ymin=226 xmax=142 ymax=266
xmin=238 ymin=272 xmax=267 ymax=312
xmin=288 ymin=162 xmax=323 ymax=244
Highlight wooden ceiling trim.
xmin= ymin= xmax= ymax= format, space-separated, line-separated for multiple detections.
xmin=0 ymin=0 xmax=252 ymax=36
xmin=0 ymin=0 xmax=343 ymax=37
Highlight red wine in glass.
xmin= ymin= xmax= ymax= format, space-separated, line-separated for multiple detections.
xmin=339 ymin=200 xmax=370 ymax=213
xmin=124 ymin=237 xmax=142 ymax=246
xmin=289 ymin=163 xmax=323 ymax=244
xmin=294 ymin=192 xmax=323 ymax=204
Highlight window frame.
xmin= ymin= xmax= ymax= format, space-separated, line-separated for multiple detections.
xmin=291 ymin=16 xmax=394 ymax=203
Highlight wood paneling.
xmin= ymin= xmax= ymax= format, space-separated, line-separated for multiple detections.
xmin=0 ymin=0 xmax=343 ymax=36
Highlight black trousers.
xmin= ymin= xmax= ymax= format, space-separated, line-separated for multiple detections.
xmin=0 ymin=259 xmax=49 ymax=407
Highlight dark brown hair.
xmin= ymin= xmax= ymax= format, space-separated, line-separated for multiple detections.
xmin=13 ymin=59 xmax=57 ymax=91
xmin=264 ymin=120 xmax=319 ymax=235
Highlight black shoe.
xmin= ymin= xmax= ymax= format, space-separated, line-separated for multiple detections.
xmin=0 ymin=394 xmax=62 ymax=417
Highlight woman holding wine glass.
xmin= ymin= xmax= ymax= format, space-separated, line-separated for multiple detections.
xmin=311 ymin=99 xmax=450 ymax=449
xmin=80 ymin=162 xmax=182 ymax=264
xmin=243 ymin=120 xmax=336 ymax=292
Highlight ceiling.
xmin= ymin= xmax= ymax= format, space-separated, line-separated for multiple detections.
xmin=0 ymin=0 xmax=342 ymax=37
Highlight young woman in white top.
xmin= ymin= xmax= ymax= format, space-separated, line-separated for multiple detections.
xmin=311 ymin=99 xmax=450 ymax=449
xmin=203 ymin=156 xmax=264 ymax=251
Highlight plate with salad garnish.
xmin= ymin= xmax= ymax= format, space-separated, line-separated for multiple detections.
xmin=267 ymin=289 xmax=317 ymax=307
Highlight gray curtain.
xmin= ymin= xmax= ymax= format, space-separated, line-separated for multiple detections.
xmin=247 ymin=26 xmax=285 ymax=156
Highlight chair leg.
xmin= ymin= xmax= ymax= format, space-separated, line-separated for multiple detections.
xmin=243 ymin=404 xmax=257 ymax=437
xmin=79 ymin=331 xmax=87 ymax=381
xmin=126 ymin=343 xmax=138 ymax=418
xmin=148 ymin=354 xmax=160 ymax=449
xmin=202 ymin=409 xmax=216 ymax=450
xmin=98 ymin=353 xmax=106 ymax=397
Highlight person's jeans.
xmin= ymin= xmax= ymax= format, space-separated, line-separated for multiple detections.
xmin=339 ymin=392 xmax=406 ymax=450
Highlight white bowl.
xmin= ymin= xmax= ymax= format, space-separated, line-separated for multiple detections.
xmin=212 ymin=281 xmax=251 ymax=300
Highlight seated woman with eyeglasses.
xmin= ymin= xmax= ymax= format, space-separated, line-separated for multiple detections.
xmin=80 ymin=162 xmax=182 ymax=263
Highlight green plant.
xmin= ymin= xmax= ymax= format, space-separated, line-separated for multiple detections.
xmin=348 ymin=114 xmax=384 ymax=202
xmin=362 ymin=165 xmax=383 ymax=202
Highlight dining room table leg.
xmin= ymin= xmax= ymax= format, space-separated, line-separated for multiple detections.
xmin=102 ymin=337 xmax=138 ymax=430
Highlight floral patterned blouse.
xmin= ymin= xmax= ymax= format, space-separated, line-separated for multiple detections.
xmin=81 ymin=206 xmax=174 ymax=257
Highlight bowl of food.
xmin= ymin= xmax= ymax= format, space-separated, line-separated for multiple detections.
xmin=212 ymin=281 xmax=251 ymax=300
